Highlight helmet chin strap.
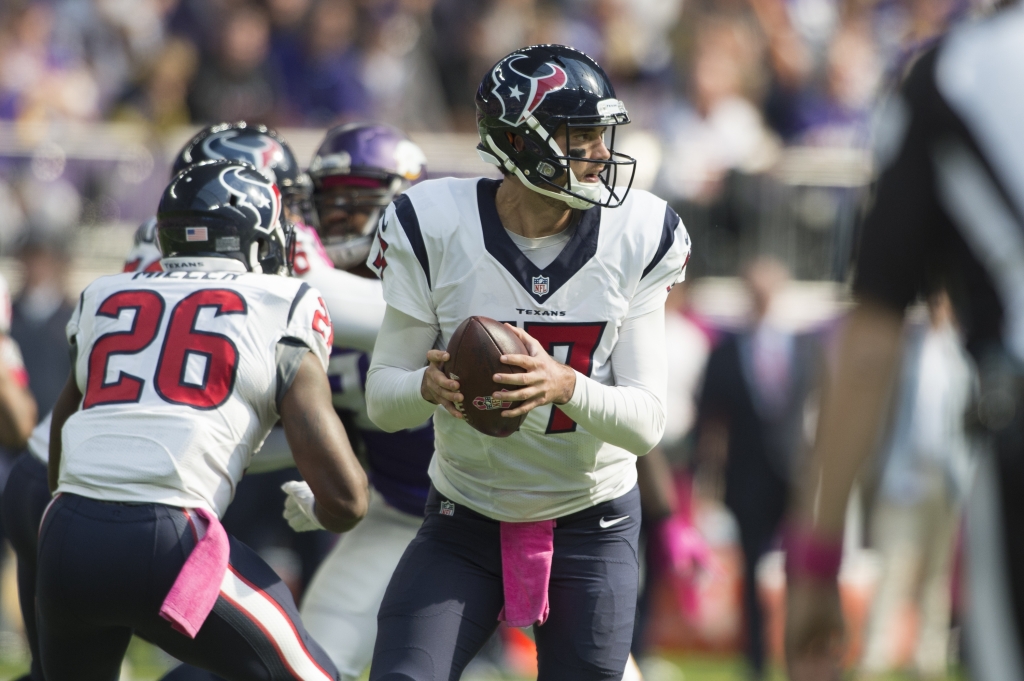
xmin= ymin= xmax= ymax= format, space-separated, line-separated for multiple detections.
xmin=482 ymin=134 xmax=600 ymax=210
xmin=248 ymin=242 xmax=264 ymax=274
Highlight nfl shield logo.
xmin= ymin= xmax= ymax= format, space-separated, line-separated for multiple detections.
xmin=532 ymin=275 xmax=549 ymax=296
xmin=440 ymin=500 xmax=455 ymax=517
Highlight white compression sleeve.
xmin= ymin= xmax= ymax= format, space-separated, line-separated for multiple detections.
xmin=365 ymin=306 xmax=439 ymax=432
xmin=558 ymin=307 xmax=667 ymax=456
xmin=305 ymin=268 xmax=387 ymax=354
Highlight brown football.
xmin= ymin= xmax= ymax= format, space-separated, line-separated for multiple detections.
xmin=443 ymin=316 xmax=529 ymax=437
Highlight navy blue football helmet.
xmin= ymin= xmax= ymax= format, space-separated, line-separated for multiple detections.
xmin=475 ymin=44 xmax=636 ymax=209
xmin=157 ymin=160 xmax=291 ymax=275
xmin=173 ymin=122 xmax=311 ymax=217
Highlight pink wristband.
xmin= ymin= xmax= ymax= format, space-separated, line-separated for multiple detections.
xmin=784 ymin=525 xmax=843 ymax=581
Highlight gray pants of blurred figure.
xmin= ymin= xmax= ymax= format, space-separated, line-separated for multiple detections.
xmin=861 ymin=472 xmax=960 ymax=677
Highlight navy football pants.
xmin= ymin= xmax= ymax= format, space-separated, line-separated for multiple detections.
xmin=36 ymin=493 xmax=339 ymax=681
xmin=369 ymin=485 xmax=641 ymax=681
xmin=1 ymin=453 xmax=51 ymax=681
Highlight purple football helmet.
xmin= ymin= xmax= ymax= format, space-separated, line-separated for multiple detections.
xmin=308 ymin=123 xmax=426 ymax=270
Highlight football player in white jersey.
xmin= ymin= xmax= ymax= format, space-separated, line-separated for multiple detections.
xmin=36 ymin=160 xmax=368 ymax=681
xmin=8 ymin=124 xmax=314 ymax=681
xmin=363 ymin=45 xmax=690 ymax=680
xmin=165 ymin=122 xmax=342 ymax=606
xmin=273 ymin=123 xmax=436 ymax=681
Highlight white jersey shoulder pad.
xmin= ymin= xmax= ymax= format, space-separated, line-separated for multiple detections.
xmin=613 ymin=188 xmax=692 ymax=317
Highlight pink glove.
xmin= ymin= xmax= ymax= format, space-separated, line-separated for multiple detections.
xmin=656 ymin=514 xmax=712 ymax=618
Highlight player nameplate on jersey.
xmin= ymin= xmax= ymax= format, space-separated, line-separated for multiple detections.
xmin=440 ymin=500 xmax=455 ymax=516
xmin=532 ymin=275 xmax=549 ymax=296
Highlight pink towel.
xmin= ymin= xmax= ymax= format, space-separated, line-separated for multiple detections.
xmin=497 ymin=520 xmax=555 ymax=628
xmin=159 ymin=507 xmax=229 ymax=638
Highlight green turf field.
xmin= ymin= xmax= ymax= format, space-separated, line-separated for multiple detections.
xmin=0 ymin=637 xmax=967 ymax=680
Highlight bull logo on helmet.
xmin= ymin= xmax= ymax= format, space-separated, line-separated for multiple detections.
xmin=491 ymin=55 xmax=568 ymax=127
xmin=202 ymin=131 xmax=288 ymax=184
xmin=218 ymin=166 xmax=280 ymax=235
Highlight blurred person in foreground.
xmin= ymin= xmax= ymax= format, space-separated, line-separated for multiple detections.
xmin=0 ymin=272 xmax=39 ymax=681
xmin=785 ymin=5 xmax=1024 ymax=681
xmin=0 ymin=274 xmax=35 ymax=450
xmin=696 ymin=257 xmax=821 ymax=680
xmin=860 ymin=290 xmax=974 ymax=679
xmin=632 ymin=282 xmax=713 ymax=668
xmin=2 ymin=226 xmax=159 ymax=681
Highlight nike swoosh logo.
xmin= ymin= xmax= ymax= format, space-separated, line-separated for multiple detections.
xmin=599 ymin=515 xmax=629 ymax=529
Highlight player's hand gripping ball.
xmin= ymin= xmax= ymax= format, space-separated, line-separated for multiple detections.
xmin=443 ymin=316 xmax=528 ymax=437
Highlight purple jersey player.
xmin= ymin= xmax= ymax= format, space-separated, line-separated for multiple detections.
xmin=279 ymin=123 xmax=435 ymax=681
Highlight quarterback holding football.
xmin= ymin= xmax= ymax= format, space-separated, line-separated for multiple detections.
xmin=364 ymin=44 xmax=690 ymax=680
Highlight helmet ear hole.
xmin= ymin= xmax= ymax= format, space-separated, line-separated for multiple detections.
xmin=229 ymin=195 xmax=239 ymax=207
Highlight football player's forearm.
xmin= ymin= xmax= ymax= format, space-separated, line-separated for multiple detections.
xmin=558 ymin=306 xmax=667 ymax=455
xmin=560 ymin=377 xmax=665 ymax=455
xmin=282 ymin=354 xmax=368 ymax=533
xmin=48 ymin=373 xmax=82 ymax=493
xmin=794 ymin=300 xmax=904 ymax=537
xmin=366 ymin=365 xmax=434 ymax=432
xmin=365 ymin=305 xmax=439 ymax=432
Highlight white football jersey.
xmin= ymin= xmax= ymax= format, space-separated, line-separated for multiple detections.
xmin=367 ymin=177 xmax=690 ymax=520
xmin=292 ymin=223 xmax=386 ymax=429
xmin=57 ymin=267 xmax=333 ymax=517
xmin=293 ymin=223 xmax=387 ymax=357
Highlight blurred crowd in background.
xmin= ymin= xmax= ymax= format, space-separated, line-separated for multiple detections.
xmin=0 ymin=0 xmax=995 ymax=276
xmin=0 ymin=0 xmax=976 ymax=140
xmin=0 ymin=1 xmax=1003 ymax=679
